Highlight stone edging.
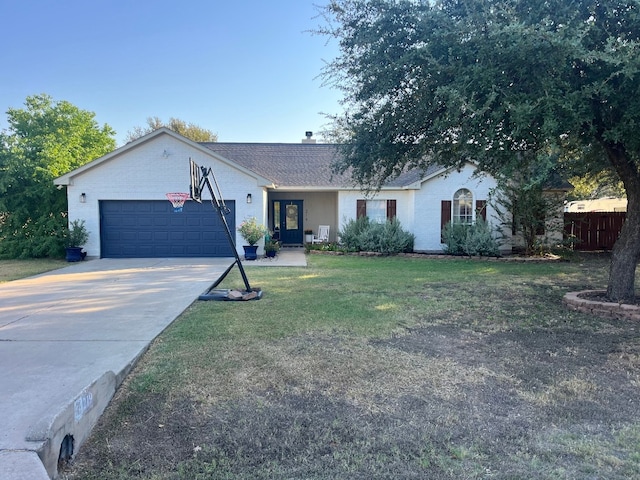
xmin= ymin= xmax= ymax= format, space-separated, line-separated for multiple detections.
xmin=563 ymin=290 xmax=640 ymax=321
xmin=307 ymin=250 xmax=563 ymax=262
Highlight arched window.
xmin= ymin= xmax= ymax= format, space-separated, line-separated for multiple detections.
xmin=453 ymin=188 xmax=473 ymax=224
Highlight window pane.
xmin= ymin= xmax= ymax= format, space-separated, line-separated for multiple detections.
xmin=273 ymin=202 xmax=280 ymax=229
xmin=285 ymin=204 xmax=298 ymax=230
xmin=366 ymin=200 xmax=386 ymax=223
xmin=453 ymin=189 xmax=473 ymax=224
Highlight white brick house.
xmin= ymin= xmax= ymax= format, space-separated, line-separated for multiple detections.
xmin=54 ymin=128 xmax=512 ymax=258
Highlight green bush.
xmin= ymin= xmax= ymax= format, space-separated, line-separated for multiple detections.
xmin=339 ymin=217 xmax=414 ymax=254
xmin=67 ymin=219 xmax=89 ymax=247
xmin=0 ymin=212 xmax=67 ymax=259
xmin=442 ymin=218 xmax=500 ymax=256
xmin=442 ymin=222 xmax=469 ymax=256
xmin=339 ymin=216 xmax=370 ymax=251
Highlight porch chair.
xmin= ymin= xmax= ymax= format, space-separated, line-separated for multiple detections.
xmin=312 ymin=225 xmax=330 ymax=244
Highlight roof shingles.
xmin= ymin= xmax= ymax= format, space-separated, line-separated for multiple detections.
xmin=201 ymin=142 xmax=445 ymax=189
xmin=201 ymin=143 xmax=346 ymax=188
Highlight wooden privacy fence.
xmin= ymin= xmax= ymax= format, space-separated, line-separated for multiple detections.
xmin=564 ymin=212 xmax=626 ymax=251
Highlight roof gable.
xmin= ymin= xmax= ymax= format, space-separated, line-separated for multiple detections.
xmin=54 ymin=128 xmax=271 ymax=186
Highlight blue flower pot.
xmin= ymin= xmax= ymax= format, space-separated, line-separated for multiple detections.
xmin=243 ymin=245 xmax=258 ymax=260
xmin=65 ymin=247 xmax=85 ymax=262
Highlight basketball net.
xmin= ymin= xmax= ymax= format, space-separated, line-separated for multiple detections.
xmin=166 ymin=193 xmax=190 ymax=213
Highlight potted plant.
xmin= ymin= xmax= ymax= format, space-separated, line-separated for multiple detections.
xmin=264 ymin=239 xmax=280 ymax=258
xmin=304 ymin=229 xmax=313 ymax=243
xmin=65 ymin=219 xmax=89 ymax=262
xmin=237 ymin=217 xmax=267 ymax=260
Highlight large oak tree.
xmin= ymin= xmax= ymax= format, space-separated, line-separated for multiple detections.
xmin=321 ymin=0 xmax=640 ymax=301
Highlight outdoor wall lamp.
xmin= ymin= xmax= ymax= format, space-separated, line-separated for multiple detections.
xmin=246 ymin=193 xmax=252 ymax=204
xmin=80 ymin=193 xmax=86 ymax=203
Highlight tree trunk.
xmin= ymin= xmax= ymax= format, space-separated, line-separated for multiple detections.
xmin=605 ymin=144 xmax=640 ymax=302
xmin=607 ymin=205 xmax=640 ymax=302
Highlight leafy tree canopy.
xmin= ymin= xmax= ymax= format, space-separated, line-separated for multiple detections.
xmin=568 ymin=172 xmax=625 ymax=201
xmin=125 ymin=117 xmax=218 ymax=143
xmin=0 ymin=94 xmax=116 ymax=258
xmin=321 ymin=0 xmax=640 ymax=301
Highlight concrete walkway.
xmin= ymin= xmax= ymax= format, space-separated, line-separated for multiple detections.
xmin=0 ymin=251 xmax=306 ymax=479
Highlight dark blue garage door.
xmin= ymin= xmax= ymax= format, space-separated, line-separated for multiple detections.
xmin=100 ymin=200 xmax=236 ymax=258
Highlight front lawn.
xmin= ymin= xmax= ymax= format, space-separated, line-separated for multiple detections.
xmin=63 ymin=254 xmax=640 ymax=479
xmin=0 ymin=258 xmax=67 ymax=283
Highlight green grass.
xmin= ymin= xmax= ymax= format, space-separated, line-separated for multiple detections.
xmin=63 ymin=253 xmax=640 ymax=480
xmin=0 ymin=258 xmax=67 ymax=282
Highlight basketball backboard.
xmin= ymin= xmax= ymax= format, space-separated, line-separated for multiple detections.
xmin=189 ymin=158 xmax=203 ymax=203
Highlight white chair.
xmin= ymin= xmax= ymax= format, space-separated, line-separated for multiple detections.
xmin=312 ymin=225 xmax=330 ymax=244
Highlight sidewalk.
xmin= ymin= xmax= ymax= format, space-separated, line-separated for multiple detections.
xmin=0 ymin=252 xmax=306 ymax=479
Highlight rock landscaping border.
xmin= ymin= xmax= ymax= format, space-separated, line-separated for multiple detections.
xmin=308 ymin=250 xmax=564 ymax=262
xmin=563 ymin=290 xmax=640 ymax=321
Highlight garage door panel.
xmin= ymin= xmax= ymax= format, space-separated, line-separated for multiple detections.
xmin=100 ymin=200 xmax=236 ymax=258
xmin=123 ymin=203 xmax=144 ymax=213
xmin=186 ymin=231 xmax=202 ymax=241
xmin=170 ymin=217 xmax=187 ymax=227
xmin=186 ymin=217 xmax=203 ymax=227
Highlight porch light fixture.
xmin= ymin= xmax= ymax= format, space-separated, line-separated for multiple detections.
xmin=80 ymin=193 xmax=86 ymax=203
xmin=246 ymin=193 xmax=252 ymax=204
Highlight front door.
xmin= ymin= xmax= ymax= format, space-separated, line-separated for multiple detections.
xmin=273 ymin=200 xmax=303 ymax=245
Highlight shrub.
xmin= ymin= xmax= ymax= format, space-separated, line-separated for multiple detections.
xmin=442 ymin=218 xmax=500 ymax=256
xmin=237 ymin=217 xmax=267 ymax=246
xmin=464 ymin=218 xmax=501 ymax=256
xmin=339 ymin=216 xmax=370 ymax=251
xmin=442 ymin=222 xmax=469 ymax=256
xmin=339 ymin=217 xmax=414 ymax=254
xmin=67 ymin=219 xmax=89 ymax=247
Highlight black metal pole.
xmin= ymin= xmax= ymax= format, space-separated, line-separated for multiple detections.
xmin=202 ymin=171 xmax=253 ymax=293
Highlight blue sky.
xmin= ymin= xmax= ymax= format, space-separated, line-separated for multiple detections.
xmin=0 ymin=1 xmax=343 ymax=145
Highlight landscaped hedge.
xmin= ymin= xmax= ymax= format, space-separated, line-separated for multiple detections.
xmin=442 ymin=218 xmax=501 ymax=256
xmin=339 ymin=217 xmax=414 ymax=254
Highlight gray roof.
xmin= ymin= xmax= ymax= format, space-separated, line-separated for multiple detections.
xmin=201 ymin=142 xmax=444 ymax=189
xmin=201 ymin=143 xmax=346 ymax=188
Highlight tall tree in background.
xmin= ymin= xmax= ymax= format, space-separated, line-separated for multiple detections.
xmin=568 ymin=172 xmax=625 ymax=202
xmin=0 ymin=94 xmax=116 ymax=258
xmin=125 ymin=117 xmax=218 ymax=143
xmin=321 ymin=0 xmax=640 ymax=302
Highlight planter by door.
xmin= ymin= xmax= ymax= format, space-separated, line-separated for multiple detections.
xmin=65 ymin=247 xmax=85 ymax=262
xmin=243 ymin=245 xmax=258 ymax=260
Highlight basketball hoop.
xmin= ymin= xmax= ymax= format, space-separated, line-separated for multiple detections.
xmin=166 ymin=192 xmax=190 ymax=213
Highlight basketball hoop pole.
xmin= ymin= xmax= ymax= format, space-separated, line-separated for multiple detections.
xmin=198 ymin=166 xmax=253 ymax=293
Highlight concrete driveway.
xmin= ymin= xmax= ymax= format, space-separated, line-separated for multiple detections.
xmin=0 ymin=258 xmax=240 ymax=479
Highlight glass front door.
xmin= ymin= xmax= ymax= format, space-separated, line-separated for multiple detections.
xmin=272 ymin=200 xmax=303 ymax=245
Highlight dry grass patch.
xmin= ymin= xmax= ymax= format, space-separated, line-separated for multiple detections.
xmin=0 ymin=258 xmax=67 ymax=282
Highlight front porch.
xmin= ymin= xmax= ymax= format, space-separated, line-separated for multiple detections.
xmin=268 ymin=191 xmax=338 ymax=246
